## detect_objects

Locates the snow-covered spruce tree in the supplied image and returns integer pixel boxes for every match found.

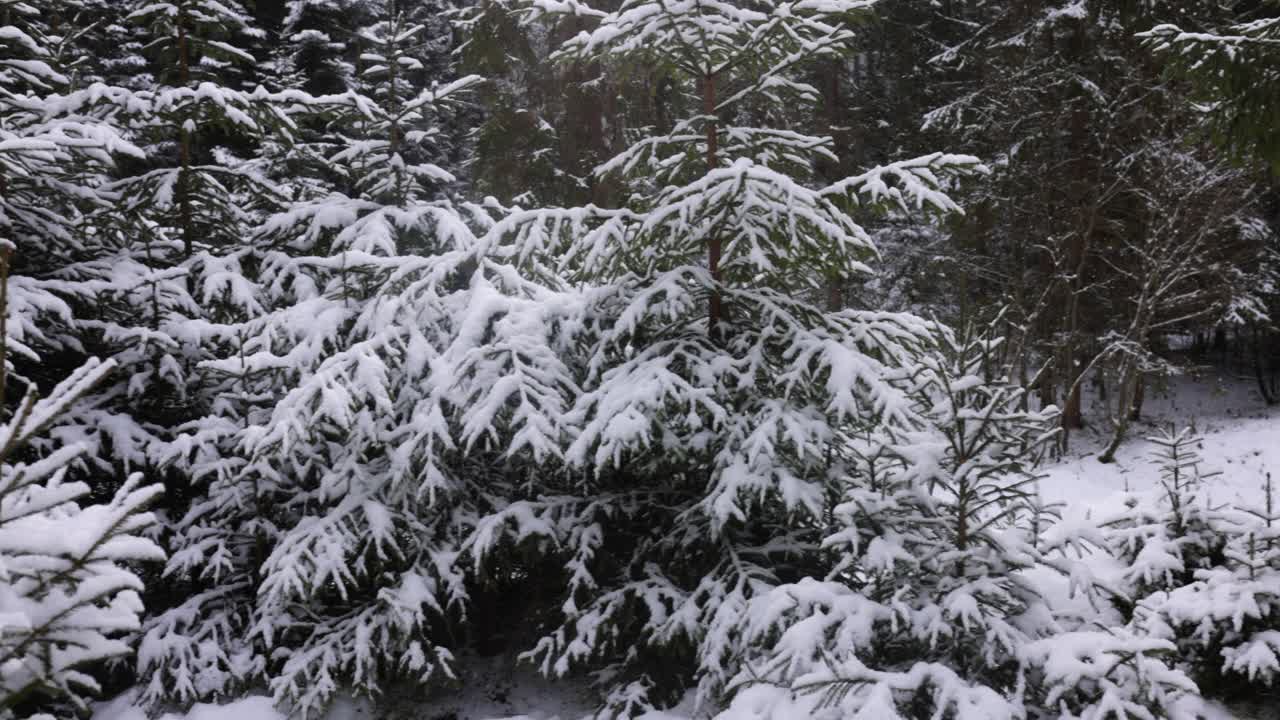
[708,331,1199,719]
[137,9,490,713]
[1130,464,1280,704]
[0,1,114,377]
[457,0,1112,715]
[1103,428,1229,610]
[103,0,355,710]
[0,0,173,481]
[0,249,164,719]
[277,0,365,95]
[119,0,302,266]
[38,0,308,500]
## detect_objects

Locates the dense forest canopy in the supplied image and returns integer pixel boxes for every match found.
[0,0,1278,718]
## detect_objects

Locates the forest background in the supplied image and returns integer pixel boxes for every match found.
[2,0,1279,718]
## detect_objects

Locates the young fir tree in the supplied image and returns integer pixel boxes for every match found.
[0,0,171,483]
[461,0,1117,715]
[711,332,1199,719]
[277,0,364,96]
[1103,428,1229,608]
[1132,464,1280,704]
[0,249,164,719]
[103,0,351,710]
[112,0,316,398]
[137,4,492,715]
[1097,428,1246,706]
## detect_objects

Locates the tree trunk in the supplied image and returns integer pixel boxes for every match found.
[1099,362,1135,464]
[1255,323,1277,405]
[1129,372,1146,420]
[1038,363,1055,409]
[1063,362,1084,428]
[178,1,194,262]
[0,246,10,415]
[703,72,722,339]
[819,59,842,312]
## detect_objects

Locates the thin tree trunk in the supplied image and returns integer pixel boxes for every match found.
[703,72,722,339]
[178,2,194,261]
[819,59,842,313]
[1038,362,1055,408]
[1099,360,1135,463]
[1129,372,1146,420]
[1255,323,1277,405]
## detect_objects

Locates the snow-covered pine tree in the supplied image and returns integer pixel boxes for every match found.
[0,0,170,481]
[119,0,299,267]
[24,0,312,503]
[707,330,1054,718]
[99,0,354,709]
[0,248,164,719]
[137,5,495,714]
[277,0,363,95]
[463,0,1037,715]
[0,0,114,373]
[708,329,1199,719]
[1131,466,1280,704]
[1104,427,1229,608]
[1098,427,1250,705]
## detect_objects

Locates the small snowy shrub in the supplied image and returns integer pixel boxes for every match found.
[1134,468,1280,701]
[1103,427,1229,610]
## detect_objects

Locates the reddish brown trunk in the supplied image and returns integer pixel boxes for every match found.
[179,129,193,260]
[178,3,194,260]
[177,4,190,86]
[1064,377,1083,428]
[704,73,722,338]
[820,60,843,311]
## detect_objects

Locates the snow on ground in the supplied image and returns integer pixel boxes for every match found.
[96,693,285,720]
[1038,369,1277,512]
[98,656,598,720]
[96,369,1277,720]
[1032,369,1278,720]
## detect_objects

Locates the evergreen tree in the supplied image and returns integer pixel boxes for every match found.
[473,0,1004,714]
[1103,427,1228,606]
[1131,451,1280,703]
[1143,2,1280,167]
[0,0,167,483]
[711,332,1199,718]
[0,249,163,719]
[138,5,489,713]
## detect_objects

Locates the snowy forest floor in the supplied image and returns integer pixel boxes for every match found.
[96,365,1279,720]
